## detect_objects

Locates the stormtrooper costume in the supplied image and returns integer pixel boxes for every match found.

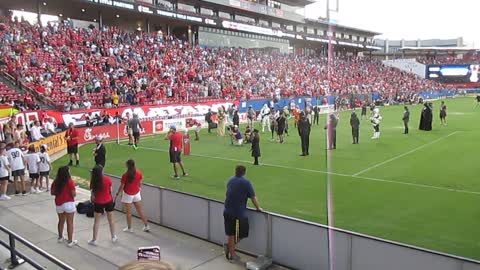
[370,108,382,139]
[260,104,271,133]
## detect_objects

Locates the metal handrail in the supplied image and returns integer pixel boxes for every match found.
[0,225,75,270]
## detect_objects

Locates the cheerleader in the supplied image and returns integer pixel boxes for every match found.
[370,108,382,139]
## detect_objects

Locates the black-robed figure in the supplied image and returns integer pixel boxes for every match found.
[419,103,433,131]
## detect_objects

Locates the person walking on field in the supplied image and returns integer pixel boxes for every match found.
[65,123,80,167]
[128,113,143,150]
[251,129,261,165]
[402,106,410,134]
[217,107,227,136]
[325,114,338,150]
[298,112,311,156]
[88,165,117,246]
[350,111,360,144]
[165,126,188,179]
[223,165,262,262]
[51,166,77,247]
[440,101,447,126]
[116,159,150,233]
[93,136,106,167]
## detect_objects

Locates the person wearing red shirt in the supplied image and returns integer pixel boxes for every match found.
[165,126,188,180]
[50,166,77,247]
[88,165,117,246]
[65,123,80,167]
[116,159,149,233]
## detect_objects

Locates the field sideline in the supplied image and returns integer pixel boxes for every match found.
[53,97,480,259]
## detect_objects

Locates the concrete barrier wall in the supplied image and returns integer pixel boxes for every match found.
[109,174,480,270]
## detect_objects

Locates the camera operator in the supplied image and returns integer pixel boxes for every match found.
[229,125,243,146]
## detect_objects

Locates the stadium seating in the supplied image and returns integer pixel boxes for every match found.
[0,17,451,111]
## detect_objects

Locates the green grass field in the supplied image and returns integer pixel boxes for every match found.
[53,97,480,259]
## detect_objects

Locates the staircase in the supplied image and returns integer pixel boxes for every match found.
[0,73,55,110]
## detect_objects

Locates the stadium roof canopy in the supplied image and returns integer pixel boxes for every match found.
[304,18,381,36]
[275,0,315,7]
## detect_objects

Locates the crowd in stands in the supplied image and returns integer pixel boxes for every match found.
[0,16,451,112]
[416,55,480,65]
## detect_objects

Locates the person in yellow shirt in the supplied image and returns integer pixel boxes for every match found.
[112,91,119,108]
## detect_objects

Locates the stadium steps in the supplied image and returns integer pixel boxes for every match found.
[0,190,290,270]
[0,75,54,110]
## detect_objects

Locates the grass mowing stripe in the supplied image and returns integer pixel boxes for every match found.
[352,131,460,176]
[121,143,480,196]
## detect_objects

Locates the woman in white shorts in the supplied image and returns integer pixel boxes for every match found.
[116,159,149,232]
[51,166,77,247]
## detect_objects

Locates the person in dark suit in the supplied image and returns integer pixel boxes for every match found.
[350,112,360,144]
[313,106,320,125]
[298,112,311,156]
[403,106,410,134]
[361,103,367,119]
[276,112,286,144]
[232,110,240,127]
[325,114,338,149]
[250,129,261,165]
[205,109,213,133]
[419,103,433,131]
[93,136,106,167]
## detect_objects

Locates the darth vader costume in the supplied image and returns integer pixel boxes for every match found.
[419,103,433,131]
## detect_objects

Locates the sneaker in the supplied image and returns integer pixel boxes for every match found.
[122,227,133,233]
[0,195,11,201]
[68,161,73,166]
[30,188,37,194]
[172,175,180,180]
[57,237,64,243]
[36,188,43,193]
[15,191,20,196]
[66,240,78,247]
[21,191,28,196]
[182,173,188,177]
[229,254,241,263]
[133,145,138,150]
[112,235,118,243]
[88,239,97,246]
[142,225,150,232]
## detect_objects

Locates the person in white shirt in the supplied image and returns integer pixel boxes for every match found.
[44,120,56,136]
[0,145,11,201]
[7,142,26,195]
[38,145,51,191]
[30,120,44,142]
[25,145,41,194]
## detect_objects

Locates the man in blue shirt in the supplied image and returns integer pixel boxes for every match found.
[223,165,262,262]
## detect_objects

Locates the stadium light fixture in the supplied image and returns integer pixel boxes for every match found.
[81,8,86,13]
[59,14,63,17]
[116,14,120,18]
[42,2,47,6]
[93,19,97,22]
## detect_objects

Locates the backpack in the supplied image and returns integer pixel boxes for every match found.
[76,200,94,218]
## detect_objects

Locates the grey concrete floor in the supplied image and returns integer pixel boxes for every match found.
[0,187,289,270]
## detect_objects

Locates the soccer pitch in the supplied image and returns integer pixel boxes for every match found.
[53,97,480,259]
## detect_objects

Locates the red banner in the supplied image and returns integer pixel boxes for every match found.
[75,121,154,144]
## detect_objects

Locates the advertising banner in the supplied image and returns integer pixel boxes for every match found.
[75,122,153,144]
[28,132,67,156]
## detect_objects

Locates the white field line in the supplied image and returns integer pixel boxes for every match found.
[352,131,460,177]
[118,141,480,196]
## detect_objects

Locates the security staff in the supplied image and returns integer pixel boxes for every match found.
[313,106,320,125]
[350,112,360,144]
[298,112,311,156]
[402,106,410,134]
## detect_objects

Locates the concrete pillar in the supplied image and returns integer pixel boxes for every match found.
[188,25,192,46]
[417,39,421,47]
[36,0,42,26]
[166,24,171,36]
[98,11,103,29]
[146,18,150,33]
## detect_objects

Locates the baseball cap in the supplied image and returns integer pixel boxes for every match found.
[169,125,176,130]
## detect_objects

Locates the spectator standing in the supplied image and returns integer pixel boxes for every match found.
[205,109,213,133]
[115,159,150,233]
[350,112,360,144]
[128,113,142,150]
[298,112,311,156]
[223,165,262,262]
[51,166,77,247]
[251,129,261,165]
[38,145,51,191]
[24,145,41,194]
[246,106,255,127]
[402,106,410,134]
[88,165,117,246]
[7,142,27,195]
[65,123,80,166]
[313,106,320,125]
[93,136,106,167]
[30,120,44,142]
[0,146,11,201]
[44,119,56,136]
[325,114,338,150]
[165,126,188,179]
[233,110,240,127]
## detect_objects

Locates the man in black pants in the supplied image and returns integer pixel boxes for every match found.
[350,112,360,144]
[313,106,320,125]
[402,106,410,134]
[93,136,106,167]
[298,112,311,156]
[205,109,213,133]
[325,113,338,149]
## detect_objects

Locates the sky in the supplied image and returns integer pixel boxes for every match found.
[303,0,480,48]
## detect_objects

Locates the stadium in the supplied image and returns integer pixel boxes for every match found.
[0,0,479,269]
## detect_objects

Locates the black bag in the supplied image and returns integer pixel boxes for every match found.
[76,200,94,217]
